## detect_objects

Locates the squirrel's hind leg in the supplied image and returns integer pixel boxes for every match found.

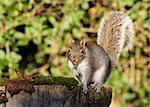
[92,64,109,93]
[91,82,102,92]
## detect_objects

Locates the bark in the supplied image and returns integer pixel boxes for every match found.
[0,76,112,107]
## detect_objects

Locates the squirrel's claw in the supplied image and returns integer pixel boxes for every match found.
[91,83,101,93]
[83,87,88,94]
[72,69,79,76]
[82,84,88,94]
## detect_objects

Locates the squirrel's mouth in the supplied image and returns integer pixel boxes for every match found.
[72,60,78,66]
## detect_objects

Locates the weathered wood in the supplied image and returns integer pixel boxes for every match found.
[0,76,112,107]
[0,85,112,107]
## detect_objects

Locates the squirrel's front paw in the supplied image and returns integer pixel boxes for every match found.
[82,85,88,94]
[77,73,82,81]
[72,69,79,76]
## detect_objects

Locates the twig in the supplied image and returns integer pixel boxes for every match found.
[29,63,50,75]
[82,28,97,33]
[31,1,44,16]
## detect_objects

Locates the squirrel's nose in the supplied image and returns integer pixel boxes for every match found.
[72,59,78,65]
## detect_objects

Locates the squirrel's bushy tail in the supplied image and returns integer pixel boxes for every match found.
[97,11,135,63]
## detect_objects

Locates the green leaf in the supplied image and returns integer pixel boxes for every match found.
[123,92,136,100]
[44,0,51,4]
[0,37,5,44]
[2,0,16,6]
[0,4,4,14]
[16,38,30,46]
[0,50,7,69]
[50,67,60,76]
[33,36,42,45]
[72,27,82,39]
[14,32,25,39]
[48,17,59,27]
[0,50,5,59]
[138,10,148,20]
[6,52,22,65]
[9,71,17,79]
[81,2,89,10]
[118,0,134,7]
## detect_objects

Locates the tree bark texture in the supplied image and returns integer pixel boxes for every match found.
[0,76,112,107]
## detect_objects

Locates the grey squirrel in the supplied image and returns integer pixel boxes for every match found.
[67,11,135,93]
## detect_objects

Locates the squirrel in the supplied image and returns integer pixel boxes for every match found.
[67,11,135,93]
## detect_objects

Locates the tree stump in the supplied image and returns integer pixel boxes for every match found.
[0,76,112,107]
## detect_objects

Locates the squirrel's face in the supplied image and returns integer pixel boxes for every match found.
[68,40,86,67]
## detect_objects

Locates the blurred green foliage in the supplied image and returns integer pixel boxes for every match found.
[0,0,149,107]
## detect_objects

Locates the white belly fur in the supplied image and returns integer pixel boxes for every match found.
[77,58,91,77]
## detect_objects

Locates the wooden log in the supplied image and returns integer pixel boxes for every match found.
[0,76,112,107]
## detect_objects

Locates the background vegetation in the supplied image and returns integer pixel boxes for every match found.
[0,0,149,107]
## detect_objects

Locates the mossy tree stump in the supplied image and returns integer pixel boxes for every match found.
[0,76,112,107]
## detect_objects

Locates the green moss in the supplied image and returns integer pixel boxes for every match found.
[33,76,54,85]
[0,75,78,87]
[33,75,78,87]
[53,77,78,87]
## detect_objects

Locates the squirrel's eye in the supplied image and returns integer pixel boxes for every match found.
[80,49,83,54]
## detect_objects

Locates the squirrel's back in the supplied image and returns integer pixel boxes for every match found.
[97,11,135,64]
[86,41,110,71]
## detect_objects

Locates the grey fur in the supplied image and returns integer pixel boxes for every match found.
[67,11,134,93]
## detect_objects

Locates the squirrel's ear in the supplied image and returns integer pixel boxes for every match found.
[80,40,87,47]
[80,40,85,46]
